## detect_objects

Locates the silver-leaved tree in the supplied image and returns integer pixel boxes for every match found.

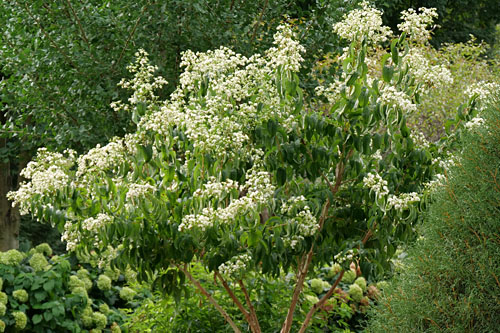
[8,3,477,332]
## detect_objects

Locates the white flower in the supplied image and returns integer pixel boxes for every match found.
[403,49,453,94]
[126,183,156,201]
[410,131,430,148]
[377,86,417,113]
[464,116,485,130]
[465,81,500,110]
[363,172,389,197]
[387,192,420,211]
[218,254,251,278]
[333,1,392,45]
[398,7,438,44]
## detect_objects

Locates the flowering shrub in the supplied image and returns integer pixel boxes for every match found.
[8,2,479,332]
[0,245,148,332]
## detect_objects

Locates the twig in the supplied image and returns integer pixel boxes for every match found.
[112,1,150,72]
[251,0,269,42]
[238,280,261,333]
[179,265,241,333]
[214,272,255,331]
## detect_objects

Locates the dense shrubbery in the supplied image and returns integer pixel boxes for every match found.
[4,1,499,332]
[366,100,500,332]
[0,244,149,332]
[127,262,385,332]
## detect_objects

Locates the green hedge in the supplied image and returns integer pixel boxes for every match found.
[366,101,500,332]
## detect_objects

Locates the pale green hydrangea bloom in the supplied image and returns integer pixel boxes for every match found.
[0,302,6,316]
[0,277,3,290]
[13,311,27,330]
[29,253,49,271]
[81,306,94,327]
[0,292,7,305]
[0,249,26,266]
[68,275,86,291]
[348,283,363,302]
[0,319,5,333]
[97,275,112,291]
[72,286,88,300]
[12,289,28,303]
[35,243,53,256]
[119,287,136,301]
[98,303,110,315]
[354,277,367,292]
[93,312,107,329]
[341,270,357,284]
[111,322,122,333]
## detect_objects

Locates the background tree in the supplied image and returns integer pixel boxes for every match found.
[373,0,500,46]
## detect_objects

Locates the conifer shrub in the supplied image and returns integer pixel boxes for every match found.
[366,100,500,332]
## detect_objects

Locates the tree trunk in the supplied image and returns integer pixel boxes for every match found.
[0,140,20,251]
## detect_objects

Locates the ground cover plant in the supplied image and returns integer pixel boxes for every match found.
[0,244,149,332]
[365,98,500,332]
[6,2,485,332]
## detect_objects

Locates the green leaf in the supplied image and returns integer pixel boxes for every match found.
[43,279,55,292]
[33,314,43,324]
[391,39,399,65]
[382,65,394,83]
[137,144,153,163]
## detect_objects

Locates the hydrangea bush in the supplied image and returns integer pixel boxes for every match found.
[8,2,478,332]
[0,244,148,332]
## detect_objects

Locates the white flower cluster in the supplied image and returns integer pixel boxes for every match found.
[126,183,156,201]
[7,148,76,214]
[315,78,344,105]
[140,27,301,159]
[218,254,251,278]
[363,172,389,197]
[267,24,306,72]
[333,1,392,45]
[81,213,113,232]
[76,138,128,181]
[179,165,275,231]
[398,7,438,44]
[465,81,500,109]
[281,195,307,215]
[281,196,318,249]
[432,154,456,171]
[193,177,239,199]
[377,86,417,113]
[387,192,420,211]
[294,207,318,237]
[464,116,485,130]
[410,131,430,148]
[403,49,453,94]
[424,173,446,191]
[116,49,168,108]
[334,249,358,265]
[61,221,80,252]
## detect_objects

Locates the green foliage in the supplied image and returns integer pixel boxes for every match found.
[373,0,500,46]
[8,3,481,332]
[0,246,149,332]
[406,37,500,140]
[366,100,500,332]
